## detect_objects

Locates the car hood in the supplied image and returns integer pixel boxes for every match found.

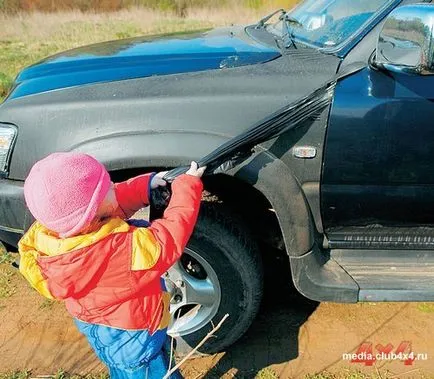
[2,44,343,180]
[8,27,280,100]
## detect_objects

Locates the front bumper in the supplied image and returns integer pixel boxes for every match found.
[0,179,28,247]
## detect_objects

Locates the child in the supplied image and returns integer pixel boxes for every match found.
[18,152,205,379]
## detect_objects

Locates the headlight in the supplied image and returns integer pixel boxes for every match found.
[0,123,17,178]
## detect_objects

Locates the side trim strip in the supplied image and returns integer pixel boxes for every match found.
[0,225,24,234]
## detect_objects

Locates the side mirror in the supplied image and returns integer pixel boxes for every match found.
[374,4,434,75]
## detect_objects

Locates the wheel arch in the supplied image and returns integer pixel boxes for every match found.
[105,145,316,259]
[228,149,316,257]
[68,131,230,174]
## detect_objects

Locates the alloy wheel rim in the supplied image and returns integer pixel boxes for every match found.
[165,247,222,337]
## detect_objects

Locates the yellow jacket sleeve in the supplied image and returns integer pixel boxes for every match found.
[131,227,161,271]
[18,233,55,299]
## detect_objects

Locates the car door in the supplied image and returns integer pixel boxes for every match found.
[321,64,434,248]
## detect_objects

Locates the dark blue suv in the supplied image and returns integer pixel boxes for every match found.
[1,0,433,355]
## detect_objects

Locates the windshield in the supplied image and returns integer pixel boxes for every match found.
[268,0,395,49]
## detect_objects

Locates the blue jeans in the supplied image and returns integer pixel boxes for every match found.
[74,319,182,379]
[108,345,182,379]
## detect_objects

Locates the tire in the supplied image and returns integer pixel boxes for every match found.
[166,202,263,355]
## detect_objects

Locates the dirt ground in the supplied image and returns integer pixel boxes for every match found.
[1,258,434,379]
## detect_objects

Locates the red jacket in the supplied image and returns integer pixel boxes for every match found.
[19,174,203,333]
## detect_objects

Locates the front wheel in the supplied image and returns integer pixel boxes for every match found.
[165,203,263,355]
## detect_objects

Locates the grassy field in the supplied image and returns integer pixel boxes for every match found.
[4,4,434,379]
[0,0,292,13]
[0,1,298,101]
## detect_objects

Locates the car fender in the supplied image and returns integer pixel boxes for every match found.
[69,131,230,172]
[230,149,315,257]
[72,133,315,257]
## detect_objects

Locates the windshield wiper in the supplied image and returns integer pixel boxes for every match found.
[255,8,286,29]
[280,13,304,49]
[255,9,303,50]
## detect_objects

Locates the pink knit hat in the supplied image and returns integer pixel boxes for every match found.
[24,152,111,238]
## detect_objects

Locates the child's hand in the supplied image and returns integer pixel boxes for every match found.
[186,161,206,178]
[151,171,168,189]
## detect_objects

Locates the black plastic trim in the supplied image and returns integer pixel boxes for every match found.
[290,246,359,303]
[0,228,22,247]
[327,226,434,250]
[0,179,26,238]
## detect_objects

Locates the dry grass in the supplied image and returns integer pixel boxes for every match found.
[0,243,15,264]
[256,368,279,379]
[0,245,17,299]
[0,0,293,13]
[305,371,434,379]
[2,369,432,379]
[0,371,31,379]
[417,302,434,313]
[0,267,16,298]
[0,2,299,100]
[0,370,108,379]
[0,2,299,42]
